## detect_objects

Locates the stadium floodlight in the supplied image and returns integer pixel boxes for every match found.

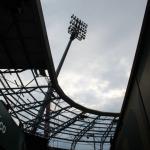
[56,14,88,76]
[68,14,88,41]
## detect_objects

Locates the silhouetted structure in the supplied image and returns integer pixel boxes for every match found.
[0,0,150,150]
[111,1,150,150]
[0,0,119,150]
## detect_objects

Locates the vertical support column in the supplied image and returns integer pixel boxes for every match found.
[44,102,50,137]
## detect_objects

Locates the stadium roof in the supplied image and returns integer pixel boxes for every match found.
[0,0,52,69]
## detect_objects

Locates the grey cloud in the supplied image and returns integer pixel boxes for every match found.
[41,0,147,112]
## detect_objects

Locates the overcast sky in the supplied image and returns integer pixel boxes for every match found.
[41,0,147,113]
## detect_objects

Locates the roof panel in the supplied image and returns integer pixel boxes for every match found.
[0,0,51,69]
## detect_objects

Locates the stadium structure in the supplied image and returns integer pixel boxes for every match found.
[0,0,150,150]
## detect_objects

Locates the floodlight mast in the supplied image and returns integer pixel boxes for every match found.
[56,14,88,76]
[31,15,88,136]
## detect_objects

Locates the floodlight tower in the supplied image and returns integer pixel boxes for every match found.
[44,15,88,137]
[56,14,88,76]
[31,15,88,137]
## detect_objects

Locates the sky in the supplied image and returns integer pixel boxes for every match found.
[41,0,147,113]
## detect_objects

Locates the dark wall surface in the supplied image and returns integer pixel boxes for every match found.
[0,101,25,150]
[25,133,48,150]
[111,1,150,150]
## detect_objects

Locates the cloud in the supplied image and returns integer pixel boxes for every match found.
[41,0,147,113]
[58,71,125,112]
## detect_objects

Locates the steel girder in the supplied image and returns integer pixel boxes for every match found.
[71,115,99,150]
[0,68,119,150]
[50,112,85,138]
[0,70,119,149]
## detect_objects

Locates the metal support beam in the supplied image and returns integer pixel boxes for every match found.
[56,37,73,76]
[50,112,85,138]
[71,115,99,150]
[100,118,117,150]
[44,101,50,137]
[44,106,70,137]
[50,106,70,119]
[31,86,53,133]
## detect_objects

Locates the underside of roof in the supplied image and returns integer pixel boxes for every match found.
[0,0,119,150]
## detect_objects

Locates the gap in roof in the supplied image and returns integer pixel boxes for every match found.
[41,0,147,112]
